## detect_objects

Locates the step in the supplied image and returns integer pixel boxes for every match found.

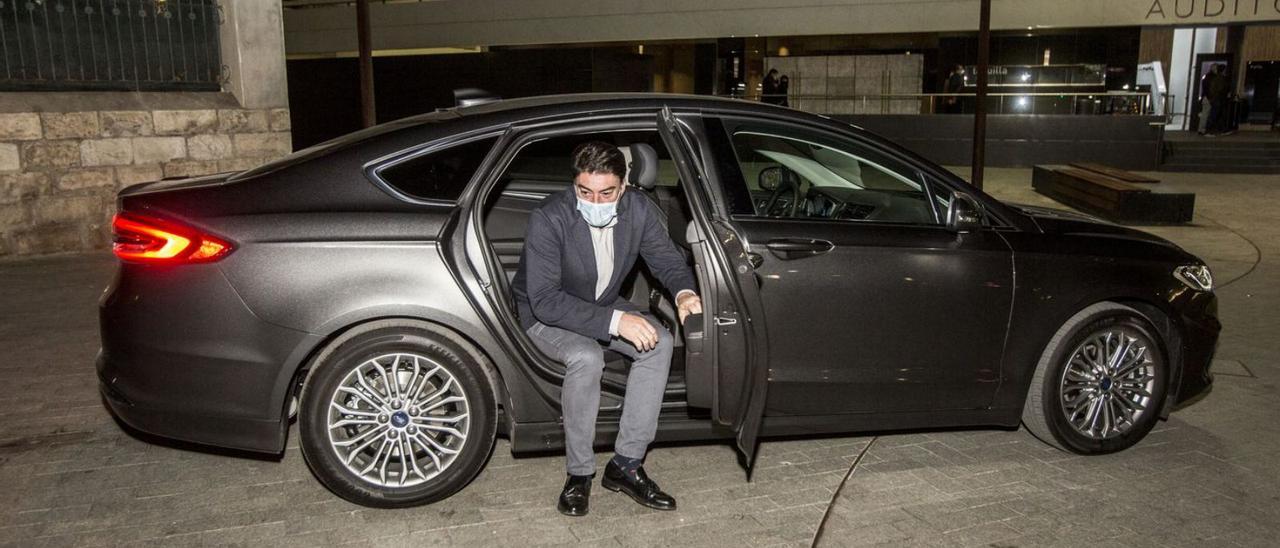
[1158,163,1280,174]
[1165,155,1280,165]
[1166,142,1280,152]
[1167,148,1280,155]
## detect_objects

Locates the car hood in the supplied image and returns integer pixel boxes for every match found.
[1008,202,1187,251]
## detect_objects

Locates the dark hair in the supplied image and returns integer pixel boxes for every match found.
[571,141,626,181]
[767,68,779,76]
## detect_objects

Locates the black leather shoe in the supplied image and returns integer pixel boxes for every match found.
[601,461,676,511]
[557,474,592,516]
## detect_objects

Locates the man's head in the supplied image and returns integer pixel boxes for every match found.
[571,141,627,204]
[1214,64,1226,74]
[954,64,965,75]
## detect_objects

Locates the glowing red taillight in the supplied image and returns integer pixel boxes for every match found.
[111,213,233,264]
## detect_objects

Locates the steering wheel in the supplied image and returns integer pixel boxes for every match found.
[762,169,802,217]
[812,187,888,220]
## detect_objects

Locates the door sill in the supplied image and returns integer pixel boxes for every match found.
[509,414,726,454]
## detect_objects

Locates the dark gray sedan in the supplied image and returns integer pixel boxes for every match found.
[98,93,1219,507]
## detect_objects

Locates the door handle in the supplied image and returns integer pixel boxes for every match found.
[765,238,834,260]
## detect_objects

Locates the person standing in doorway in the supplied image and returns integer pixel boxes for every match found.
[778,74,791,107]
[1205,64,1231,136]
[1197,66,1214,135]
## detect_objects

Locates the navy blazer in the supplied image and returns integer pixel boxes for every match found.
[512,188,697,341]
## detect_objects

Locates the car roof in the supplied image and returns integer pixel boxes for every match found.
[451,92,791,118]
[372,92,810,135]
[232,93,822,182]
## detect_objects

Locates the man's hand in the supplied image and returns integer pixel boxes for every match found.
[676,292,703,324]
[617,312,660,352]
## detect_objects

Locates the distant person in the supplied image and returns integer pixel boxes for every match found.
[777,74,790,107]
[1198,67,1217,135]
[1205,64,1231,136]
[942,64,966,114]
[762,69,782,105]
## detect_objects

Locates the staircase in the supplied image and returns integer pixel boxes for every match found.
[1161,138,1280,174]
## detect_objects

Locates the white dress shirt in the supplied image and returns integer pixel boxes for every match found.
[588,216,694,337]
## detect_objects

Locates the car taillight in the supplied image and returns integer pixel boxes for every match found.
[111,212,233,264]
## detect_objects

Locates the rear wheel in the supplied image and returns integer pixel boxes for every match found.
[299,322,496,507]
[1022,303,1167,454]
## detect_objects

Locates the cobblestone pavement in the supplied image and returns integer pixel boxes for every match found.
[1,170,1276,547]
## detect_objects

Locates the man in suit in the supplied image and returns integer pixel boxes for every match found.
[512,141,702,516]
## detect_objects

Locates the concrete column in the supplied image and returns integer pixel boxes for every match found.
[219,0,290,109]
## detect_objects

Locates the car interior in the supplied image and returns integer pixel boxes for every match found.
[730,130,943,224]
[480,131,698,398]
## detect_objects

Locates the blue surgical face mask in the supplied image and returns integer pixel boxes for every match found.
[576,195,619,227]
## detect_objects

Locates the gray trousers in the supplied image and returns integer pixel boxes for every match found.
[527,316,674,476]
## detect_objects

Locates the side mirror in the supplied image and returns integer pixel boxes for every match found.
[758,166,782,191]
[947,192,984,233]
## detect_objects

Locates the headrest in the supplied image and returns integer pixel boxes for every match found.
[627,143,659,190]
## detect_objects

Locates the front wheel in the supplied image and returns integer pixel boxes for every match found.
[298,322,497,508]
[1023,303,1167,454]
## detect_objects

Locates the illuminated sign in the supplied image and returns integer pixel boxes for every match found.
[1145,0,1280,20]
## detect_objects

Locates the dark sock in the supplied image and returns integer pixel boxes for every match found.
[611,454,642,476]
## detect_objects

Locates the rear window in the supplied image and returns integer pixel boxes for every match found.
[376,136,498,202]
[231,112,451,183]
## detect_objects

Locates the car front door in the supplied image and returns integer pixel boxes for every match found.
[657,108,770,469]
[703,116,1014,416]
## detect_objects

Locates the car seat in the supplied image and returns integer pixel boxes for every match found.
[626,143,692,254]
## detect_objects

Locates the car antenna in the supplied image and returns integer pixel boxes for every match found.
[454,88,501,108]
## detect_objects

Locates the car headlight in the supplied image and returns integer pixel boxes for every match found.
[1174,265,1214,292]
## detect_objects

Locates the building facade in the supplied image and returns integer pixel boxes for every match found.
[282,0,1280,149]
[0,0,292,258]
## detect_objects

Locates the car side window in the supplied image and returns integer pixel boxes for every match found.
[725,128,938,225]
[375,136,498,202]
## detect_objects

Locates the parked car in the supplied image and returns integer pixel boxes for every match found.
[98,93,1219,508]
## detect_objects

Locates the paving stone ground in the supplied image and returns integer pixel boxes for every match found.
[1,169,1276,547]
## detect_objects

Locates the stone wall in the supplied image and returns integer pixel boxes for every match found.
[0,92,292,258]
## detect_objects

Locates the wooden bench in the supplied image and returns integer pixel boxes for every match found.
[1032,165,1194,224]
[1067,162,1160,184]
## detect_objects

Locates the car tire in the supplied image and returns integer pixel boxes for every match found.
[1022,302,1167,455]
[298,321,497,508]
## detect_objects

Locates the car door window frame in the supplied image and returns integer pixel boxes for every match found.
[713,116,950,228]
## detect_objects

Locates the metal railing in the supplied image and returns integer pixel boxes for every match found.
[0,0,222,92]
[727,92,1160,116]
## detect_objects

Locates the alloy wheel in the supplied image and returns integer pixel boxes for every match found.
[326,353,471,488]
[1058,328,1157,440]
